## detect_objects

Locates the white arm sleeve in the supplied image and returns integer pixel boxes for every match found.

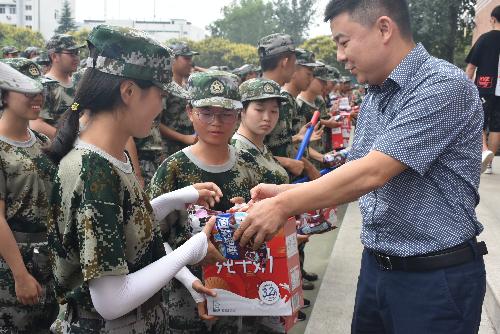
[164,242,205,303]
[150,186,199,222]
[89,232,207,321]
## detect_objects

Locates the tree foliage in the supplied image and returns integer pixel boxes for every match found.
[300,35,347,74]
[55,0,77,34]
[68,28,91,59]
[208,0,317,45]
[408,0,475,66]
[0,23,45,50]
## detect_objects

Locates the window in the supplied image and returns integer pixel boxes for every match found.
[26,5,32,10]
[0,6,5,14]
[25,15,32,21]
[26,25,32,29]
[9,6,15,14]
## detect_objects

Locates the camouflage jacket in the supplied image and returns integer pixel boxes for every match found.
[134,116,165,157]
[47,140,165,312]
[40,77,77,126]
[264,90,296,158]
[160,82,193,156]
[146,145,259,249]
[0,129,56,233]
[231,133,289,185]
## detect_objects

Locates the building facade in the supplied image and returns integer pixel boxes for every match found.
[472,0,498,43]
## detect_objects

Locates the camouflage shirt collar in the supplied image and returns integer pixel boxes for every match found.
[75,138,133,174]
[181,145,236,173]
[0,129,36,148]
[232,132,268,155]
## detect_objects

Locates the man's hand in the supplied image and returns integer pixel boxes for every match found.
[14,271,42,305]
[233,197,288,249]
[193,182,223,207]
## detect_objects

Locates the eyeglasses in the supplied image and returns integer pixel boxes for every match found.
[23,92,42,99]
[194,109,239,124]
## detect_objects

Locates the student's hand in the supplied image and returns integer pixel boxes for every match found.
[183,134,198,145]
[198,217,226,266]
[193,182,223,207]
[310,123,324,142]
[14,271,42,305]
[197,301,218,321]
[285,159,305,176]
[192,279,218,320]
[302,158,321,180]
[297,234,310,245]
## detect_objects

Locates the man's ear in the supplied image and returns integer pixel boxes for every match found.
[376,16,395,44]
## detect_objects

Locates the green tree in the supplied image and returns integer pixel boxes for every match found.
[0,23,45,50]
[208,0,277,45]
[167,37,258,69]
[300,35,347,75]
[68,28,91,58]
[55,0,76,34]
[408,0,475,65]
[273,0,317,44]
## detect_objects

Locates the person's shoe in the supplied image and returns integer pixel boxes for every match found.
[303,272,319,282]
[482,150,494,174]
[302,298,311,309]
[485,162,493,174]
[298,310,307,321]
[302,280,315,290]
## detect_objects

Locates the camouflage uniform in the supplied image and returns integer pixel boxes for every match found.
[134,116,166,186]
[161,83,192,157]
[1,46,19,58]
[147,71,258,334]
[40,34,85,126]
[46,25,177,334]
[0,129,59,333]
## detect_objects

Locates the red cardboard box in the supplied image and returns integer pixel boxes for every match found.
[203,218,303,332]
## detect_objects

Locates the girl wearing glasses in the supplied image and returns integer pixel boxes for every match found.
[44,26,223,333]
[0,60,59,332]
[147,71,260,333]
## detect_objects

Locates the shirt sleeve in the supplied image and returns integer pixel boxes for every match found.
[373,77,481,176]
[76,164,129,281]
[0,160,6,202]
[465,37,483,66]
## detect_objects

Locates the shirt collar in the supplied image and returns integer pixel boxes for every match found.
[368,43,430,93]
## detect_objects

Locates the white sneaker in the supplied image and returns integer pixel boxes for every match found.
[485,162,493,174]
[481,150,494,174]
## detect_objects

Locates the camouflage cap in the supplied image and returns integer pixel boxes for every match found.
[295,49,323,68]
[0,58,56,85]
[232,64,258,78]
[239,78,286,103]
[33,51,50,66]
[86,25,177,93]
[257,33,295,59]
[46,34,85,52]
[313,66,330,82]
[24,46,40,55]
[325,65,341,81]
[340,75,352,83]
[169,43,199,56]
[0,61,43,94]
[187,70,242,109]
[2,46,19,55]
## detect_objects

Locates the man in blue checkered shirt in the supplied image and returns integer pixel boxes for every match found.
[234,0,487,333]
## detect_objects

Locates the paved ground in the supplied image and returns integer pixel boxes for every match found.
[290,158,500,334]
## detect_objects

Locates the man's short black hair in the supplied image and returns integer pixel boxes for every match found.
[324,0,412,39]
[492,5,500,22]
[260,51,294,73]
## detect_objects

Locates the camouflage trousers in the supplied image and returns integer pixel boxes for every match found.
[51,303,167,334]
[0,242,59,334]
[165,277,281,334]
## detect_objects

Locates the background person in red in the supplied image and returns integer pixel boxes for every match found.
[466,5,500,174]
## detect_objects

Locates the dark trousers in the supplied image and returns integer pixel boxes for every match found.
[351,248,486,334]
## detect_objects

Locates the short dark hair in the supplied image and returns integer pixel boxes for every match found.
[324,0,412,39]
[492,5,500,22]
[260,51,294,72]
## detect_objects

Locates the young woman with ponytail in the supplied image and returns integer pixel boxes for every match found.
[45,25,224,333]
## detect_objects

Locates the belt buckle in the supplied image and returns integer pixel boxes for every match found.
[375,253,393,270]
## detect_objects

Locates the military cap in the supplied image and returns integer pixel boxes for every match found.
[340,76,352,83]
[24,46,40,56]
[2,46,19,55]
[0,61,43,94]
[0,58,56,85]
[258,33,295,59]
[85,25,179,94]
[33,51,50,66]
[325,65,341,81]
[295,49,323,67]
[239,78,286,103]
[169,43,199,56]
[187,70,242,109]
[313,66,330,82]
[233,64,258,77]
[46,34,85,52]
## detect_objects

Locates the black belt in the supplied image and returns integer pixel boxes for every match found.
[13,231,47,244]
[369,238,488,272]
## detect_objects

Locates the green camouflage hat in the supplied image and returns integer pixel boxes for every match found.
[258,33,295,59]
[325,65,341,81]
[33,51,50,66]
[295,49,322,68]
[0,58,56,85]
[313,66,330,82]
[2,46,19,55]
[239,78,286,103]
[169,43,199,56]
[46,34,85,52]
[233,64,258,78]
[0,62,43,95]
[340,75,352,83]
[187,70,242,109]
[86,25,178,93]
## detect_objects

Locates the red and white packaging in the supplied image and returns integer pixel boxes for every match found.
[203,218,303,332]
